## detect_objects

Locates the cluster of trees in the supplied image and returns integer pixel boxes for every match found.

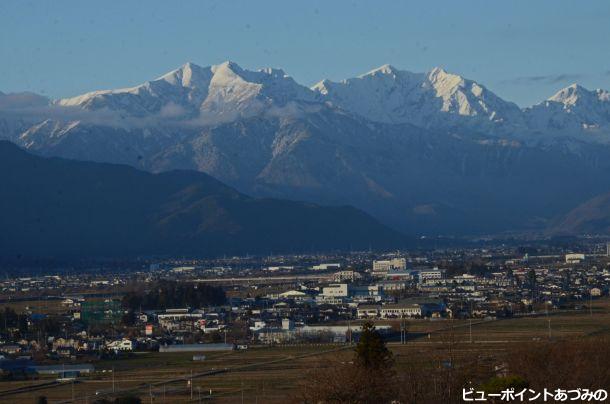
[0,307,28,333]
[121,280,226,311]
[0,307,67,339]
[443,260,491,278]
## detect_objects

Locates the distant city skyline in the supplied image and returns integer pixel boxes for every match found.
[1,0,609,106]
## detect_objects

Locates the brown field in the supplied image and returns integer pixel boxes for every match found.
[0,299,66,316]
[1,297,610,403]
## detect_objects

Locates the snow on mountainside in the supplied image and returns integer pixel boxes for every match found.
[525,84,610,138]
[4,61,610,237]
[57,61,317,121]
[13,61,610,142]
[312,64,526,135]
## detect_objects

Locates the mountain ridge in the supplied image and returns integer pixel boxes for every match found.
[3,61,610,236]
[5,60,610,140]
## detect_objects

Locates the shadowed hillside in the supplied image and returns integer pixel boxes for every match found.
[0,141,409,259]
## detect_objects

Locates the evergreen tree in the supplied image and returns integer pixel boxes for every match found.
[527,269,537,299]
[354,321,393,369]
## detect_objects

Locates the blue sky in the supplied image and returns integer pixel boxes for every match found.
[1,0,609,106]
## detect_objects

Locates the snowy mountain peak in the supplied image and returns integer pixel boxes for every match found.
[312,64,523,130]
[428,66,448,76]
[55,61,316,122]
[548,83,590,104]
[427,67,464,88]
[158,61,213,89]
[363,64,399,77]
[25,60,610,141]
[211,60,244,75]
[547,83,610,107]
[525,83,610,135]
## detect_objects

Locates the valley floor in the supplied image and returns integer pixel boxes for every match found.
[2,298,610,403]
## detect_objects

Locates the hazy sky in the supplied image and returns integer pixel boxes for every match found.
[1,0,609,106]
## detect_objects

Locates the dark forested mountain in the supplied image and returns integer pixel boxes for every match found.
[0,141,407,259]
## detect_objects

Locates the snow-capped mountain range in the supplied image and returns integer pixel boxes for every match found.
[3,61,610,236]
[5,60,608,139]
[56,61,317,121]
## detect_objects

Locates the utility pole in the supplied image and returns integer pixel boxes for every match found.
[400,318,403,344]
[469,300,473,344]
[547,318,552,340]
[112,366,115,393]
[190,369,193,400]
[347,319,352,344]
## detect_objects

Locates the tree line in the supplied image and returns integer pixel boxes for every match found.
[121,280,226,311]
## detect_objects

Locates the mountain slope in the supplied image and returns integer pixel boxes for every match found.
[18,107,610,235]
[0,141,408,258]
[549,191,610,235]
[5,61,610,236]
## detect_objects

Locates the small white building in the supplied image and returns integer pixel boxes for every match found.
[418,268,445,281]
[565,253,585,264]
[332,270,362,282]
[379,303,422,318]
[357,305,380,318]
[322,283,349,298]
[278,290,310,301]
[107,339,133,351]
[373,258,406,275]
[312,263,341,271]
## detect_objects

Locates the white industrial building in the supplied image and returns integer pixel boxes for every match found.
[312,263,341,271]
[321,283,350,298]
[417,268,445,281]
[106,338,134,351]
[565,253,585,264]
[373,258,407,275]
